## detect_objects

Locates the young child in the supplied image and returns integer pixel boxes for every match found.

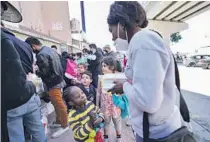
[64,86,104,142]
[77,63,88,81]
[78,63,88,74]
[97,57,122,142]
[77,71,97,105]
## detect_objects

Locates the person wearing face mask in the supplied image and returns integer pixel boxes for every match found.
[87,44,103,88]
[75,52,87,65]
[107,2,196,142]
[103,44,116,58]
[1,2,46,142]
[25,36,70,138]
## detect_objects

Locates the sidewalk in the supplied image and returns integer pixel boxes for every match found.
[47,112,135,142]
[182,90,210,142]
[46,89,210,142]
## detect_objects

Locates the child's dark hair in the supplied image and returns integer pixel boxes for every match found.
[76,52,82,58]
[102,57,122,73]
[81,71,93,79]
[63,86,75,102]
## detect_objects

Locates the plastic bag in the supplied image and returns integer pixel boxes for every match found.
[41,115,48,136]
[95,130,103,142]
[65,59,78,79]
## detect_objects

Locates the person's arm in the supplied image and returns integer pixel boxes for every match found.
[95,105,104,120]
[96,76,102,107]
[95,51,103,65]
[36,54,50,77]
[123,48,169,113]
[1,36,36,110]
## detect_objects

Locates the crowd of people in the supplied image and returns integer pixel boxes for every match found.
[2,1,197,142]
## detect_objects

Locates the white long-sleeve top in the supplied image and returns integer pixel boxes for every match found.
[123,29,183,139]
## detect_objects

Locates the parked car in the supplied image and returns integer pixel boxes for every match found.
[199,57,210,69]
[183,54,210,67]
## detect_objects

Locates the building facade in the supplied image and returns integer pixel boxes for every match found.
[4,1,72,54]
[70,18,89,53]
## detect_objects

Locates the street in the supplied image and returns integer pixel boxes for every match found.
[178,65,210,97]
[48,65,210,142]
[178,65,210,142]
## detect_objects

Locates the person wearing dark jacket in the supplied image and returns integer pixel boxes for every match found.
[1,28,34,73]
[61,51,76,88]
[1,2,45,142]
[103,45,116,58]
[25,37,69,138]
[87,44,103,88]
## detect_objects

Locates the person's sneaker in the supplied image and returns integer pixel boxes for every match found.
[51,127,69,138]
[104,135,109,142]
[116,135,122,142]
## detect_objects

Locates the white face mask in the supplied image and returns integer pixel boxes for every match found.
[91,49,96,54]
[114,23,129,51]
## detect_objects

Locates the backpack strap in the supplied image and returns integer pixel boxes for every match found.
[143,112,149,142]
[173,56,190,123]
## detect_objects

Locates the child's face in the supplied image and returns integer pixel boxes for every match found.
[78,65,86,74]
[102,62,113,74]
[68,87,87,106]
[81,74,92,87]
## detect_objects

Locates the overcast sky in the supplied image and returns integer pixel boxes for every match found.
[68,1,210,53]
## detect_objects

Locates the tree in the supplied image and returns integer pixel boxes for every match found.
[170,32,182,43]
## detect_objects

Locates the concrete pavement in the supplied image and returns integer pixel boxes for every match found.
[182,90,210,142]
[47,90,210,142]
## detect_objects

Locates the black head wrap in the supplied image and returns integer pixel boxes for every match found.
[107,1,148,29]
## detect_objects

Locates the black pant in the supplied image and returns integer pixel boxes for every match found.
[1,108,9,142]
[91,71,99,88]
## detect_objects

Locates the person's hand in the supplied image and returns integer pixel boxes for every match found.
[108,82,124,95]
[71,79,81,85]
[27,73,38,86]
[88,111,97,125]
[113,79,126,85]
[94,117,103,127]
[27,73,36,81]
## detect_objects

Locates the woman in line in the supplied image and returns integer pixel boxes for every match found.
[107,1,195,142]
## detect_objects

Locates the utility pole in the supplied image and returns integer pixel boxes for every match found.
[80,1,86,33]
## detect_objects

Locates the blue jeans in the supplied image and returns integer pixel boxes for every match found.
[136,133,143,142]
[7,95,46,142]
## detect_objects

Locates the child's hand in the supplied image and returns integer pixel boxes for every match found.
[108,83,124,95]
[88,111,97,125]
[71,79,80,85]
[94,117,103,127]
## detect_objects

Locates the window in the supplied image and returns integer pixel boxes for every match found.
[203,55,210,59]
[194,56,202,59]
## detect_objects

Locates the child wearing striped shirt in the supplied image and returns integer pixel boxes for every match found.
[64,86,104,142]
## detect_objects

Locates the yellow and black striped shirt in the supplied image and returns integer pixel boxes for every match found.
[68,101,104,142]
